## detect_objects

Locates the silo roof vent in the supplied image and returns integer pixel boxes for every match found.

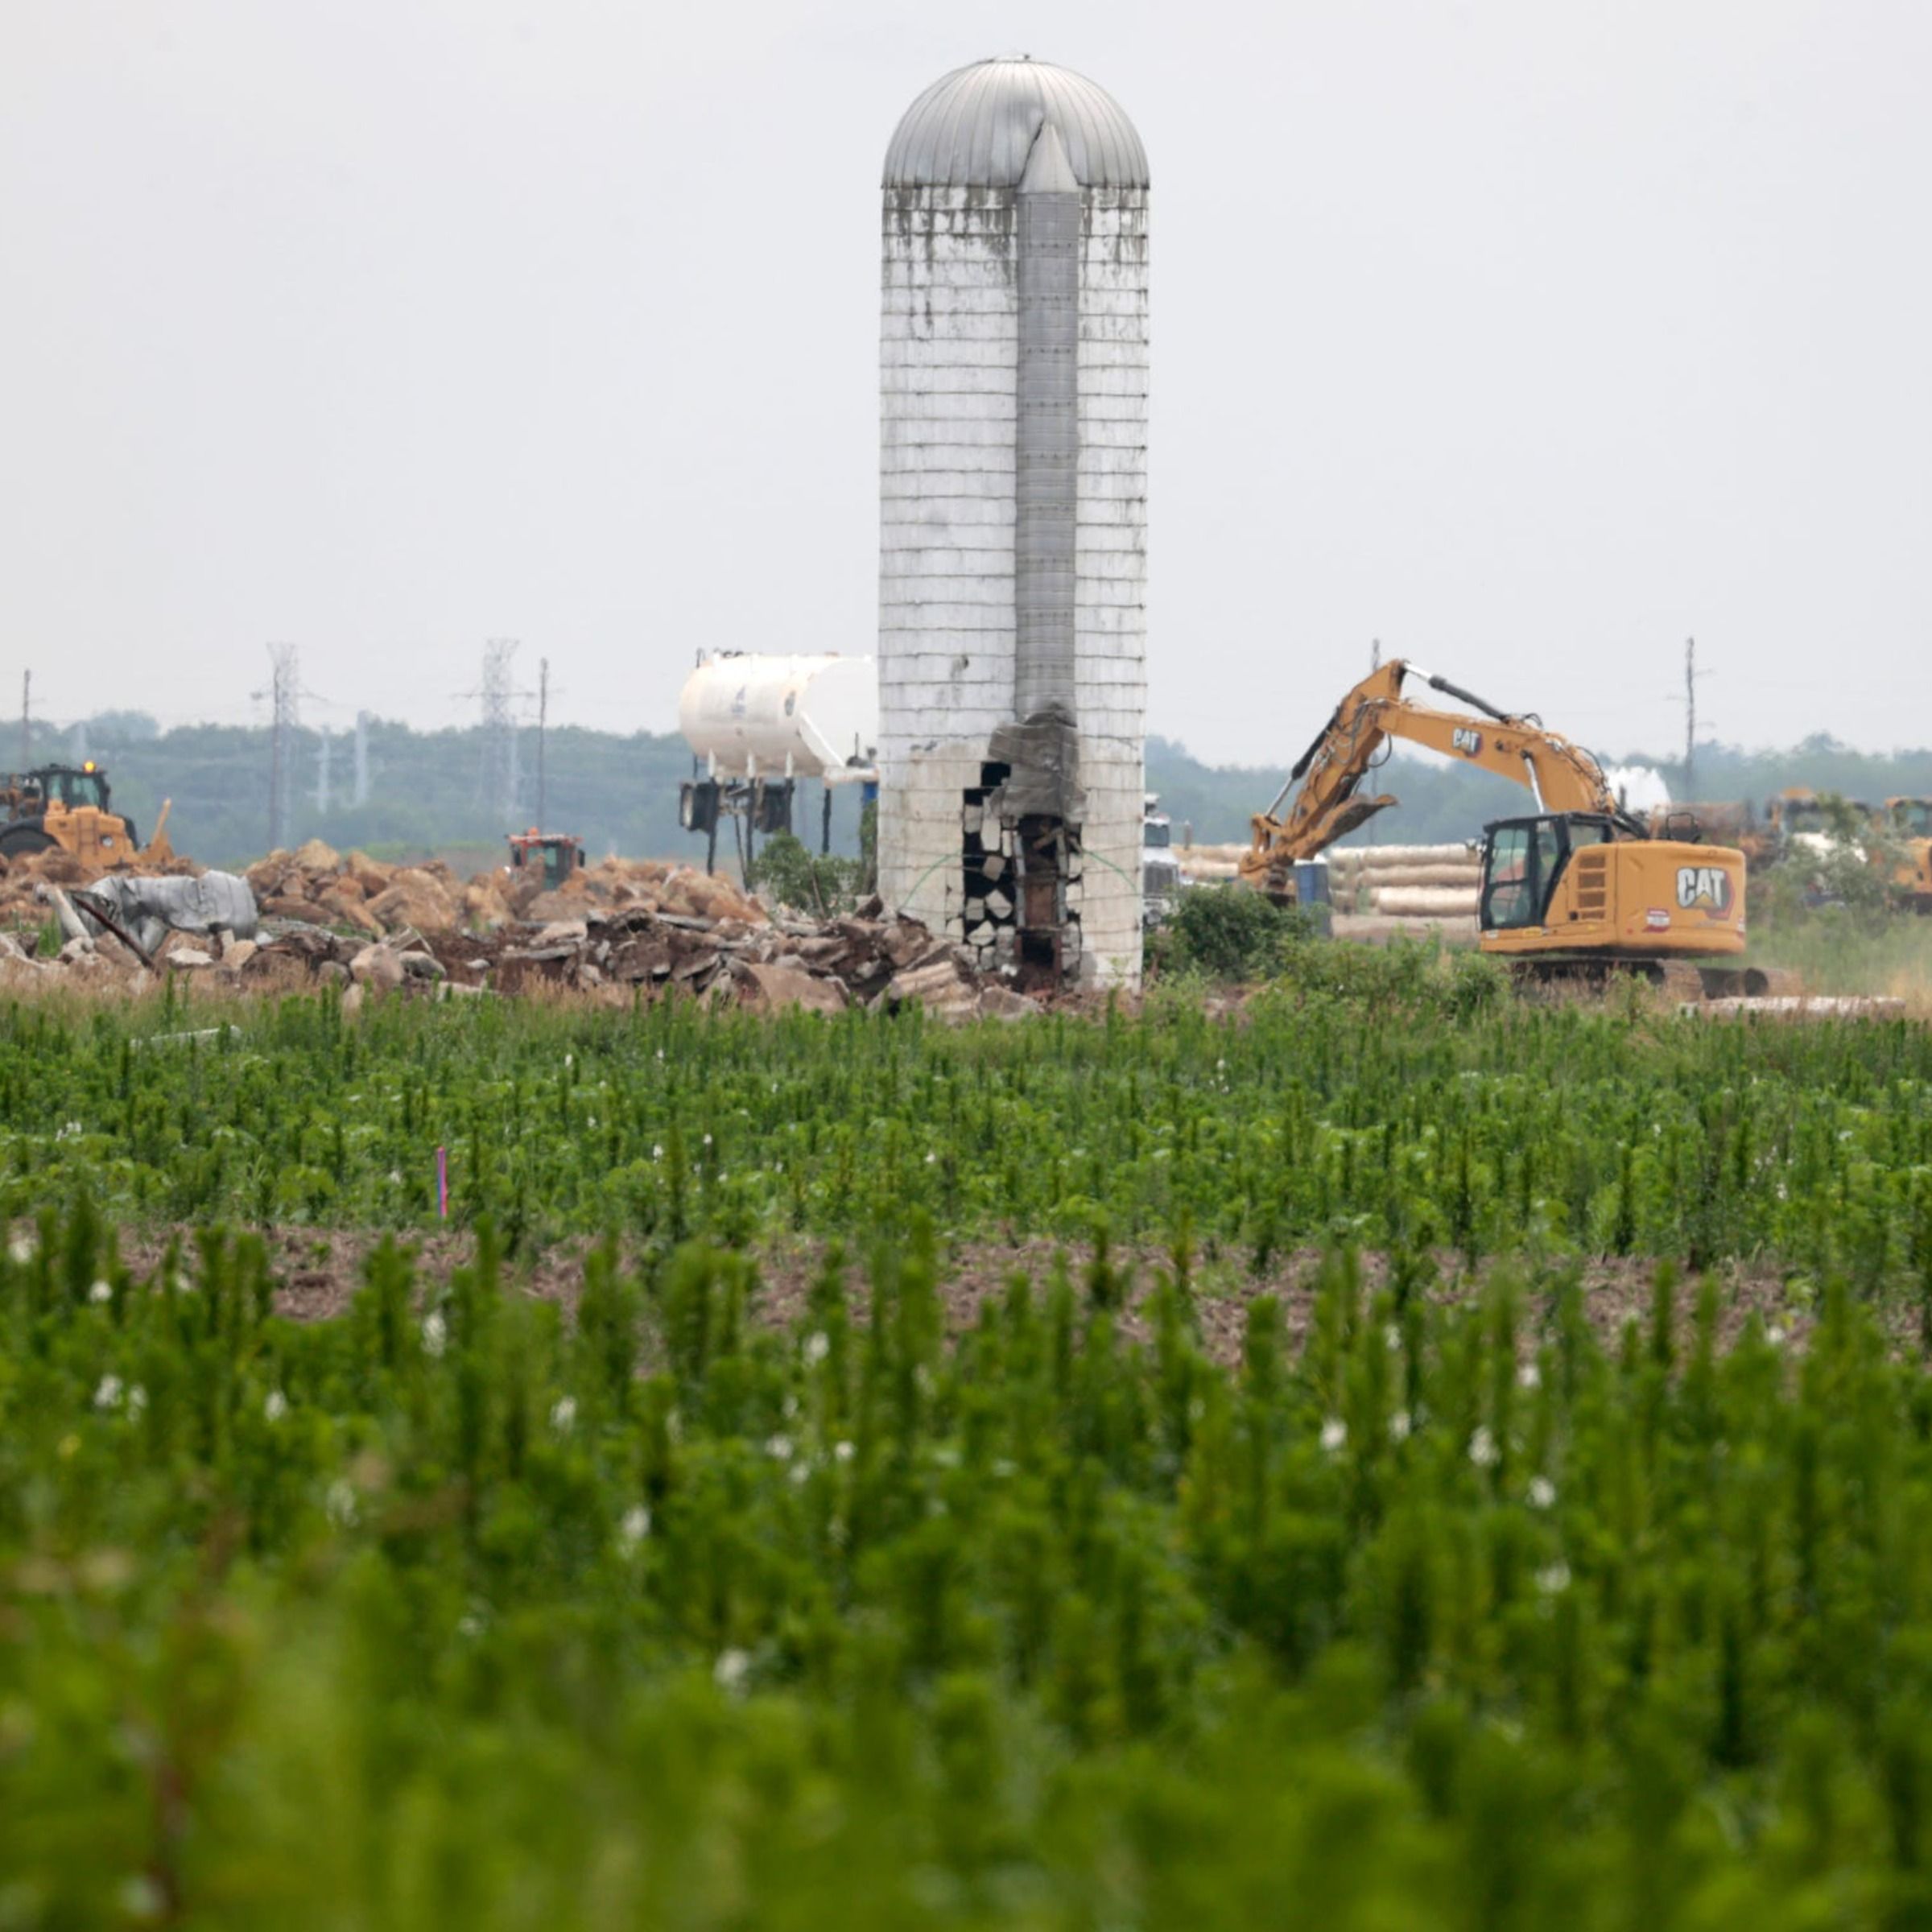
[883,56,1149,190]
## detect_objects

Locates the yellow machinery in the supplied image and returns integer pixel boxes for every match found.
[1241,659,1765,992]
[0,762,173,875]
[1880,799,1932,911]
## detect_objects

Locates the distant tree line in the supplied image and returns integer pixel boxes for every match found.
[13,714,861,874]
[14,713,1929,872]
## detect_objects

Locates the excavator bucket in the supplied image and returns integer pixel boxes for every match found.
[1319,794,1399,848]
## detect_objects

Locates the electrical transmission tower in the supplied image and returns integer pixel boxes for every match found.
[262,644,301,850]
[469,640,523,824]
[353,712,372,806]
[19,670,29,771]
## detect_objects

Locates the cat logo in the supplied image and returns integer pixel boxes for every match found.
[1676,865,1731,911]
[1451,727,1483,756]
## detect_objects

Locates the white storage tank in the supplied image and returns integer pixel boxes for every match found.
[678,653,878,780]
[878,55,1150,989]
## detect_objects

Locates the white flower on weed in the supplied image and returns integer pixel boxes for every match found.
[1388,1410,1412,1444]
[803,1331,830,1365]
[88,1279,113,1305]
[56,1121,82,1141]
[1535,1561,1572,1595]
[833,1439,855,1464]
[325,1479,358,1528]
[789,1462,810,1486]
[9,1236,35,1264]
[126,1385,146,1420]
[1384,1323,1402,1352]
[655,1048,665,1061]
[421,1311,448,1358]
[925,1151,936,1165]
[1767,1324,1788,1348]
[1468,1425,1500,1469]
[458,1612,485,1639]
[564,1053,574,1069]
[550,1396,577,1435]
[587,1117,597,1129]
[1319,1417,1348,1455]
[388,1169,402,1184]
[1517,1364,1542,1390]
[764,1434,793,1462]
[713,1648,751,1694]
[652,1145,664,1161]
[263,1389,288,1423]
[702,1133,712,1148]
[618,1505,652,1548]
[1527,1476,1557,1509]
[93,1374,124,1411]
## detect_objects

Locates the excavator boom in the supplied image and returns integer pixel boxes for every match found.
[1242,660,1620,892]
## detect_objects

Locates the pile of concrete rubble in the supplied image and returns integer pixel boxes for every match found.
[256,897,1041,1020]
[241,839,766,935]
[0,872,1041,1022]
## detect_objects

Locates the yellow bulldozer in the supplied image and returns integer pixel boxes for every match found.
[0,762,174,876]
[1240,659,1772,995]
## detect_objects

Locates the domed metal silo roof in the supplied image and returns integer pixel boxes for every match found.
[883,56,1149,190]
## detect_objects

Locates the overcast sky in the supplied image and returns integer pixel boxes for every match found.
[3,0,1927,767]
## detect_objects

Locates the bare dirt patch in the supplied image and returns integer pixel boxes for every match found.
[80,1223,1836,1365]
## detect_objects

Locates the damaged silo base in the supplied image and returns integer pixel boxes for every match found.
[960,705,1088,988]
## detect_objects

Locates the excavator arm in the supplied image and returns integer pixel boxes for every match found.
[1240,660,1622,893]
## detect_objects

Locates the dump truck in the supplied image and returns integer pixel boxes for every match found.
[0,762,173,874]
[1241,659,1772,995]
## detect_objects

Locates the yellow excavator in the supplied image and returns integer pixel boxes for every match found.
[0,762,173,875]
[1241,659,1769,993]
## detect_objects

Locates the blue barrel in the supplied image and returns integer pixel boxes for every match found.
[1294,860,1331,906]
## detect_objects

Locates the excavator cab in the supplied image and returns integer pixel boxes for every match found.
[1480,815,1615,931]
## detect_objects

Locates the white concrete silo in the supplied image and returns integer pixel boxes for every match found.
[878,56,1150,988]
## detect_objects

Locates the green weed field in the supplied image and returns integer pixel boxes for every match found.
[9,983,1932,1925]
[7,980,1932,1281]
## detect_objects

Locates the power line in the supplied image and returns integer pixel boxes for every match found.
[1682,637,1715,799]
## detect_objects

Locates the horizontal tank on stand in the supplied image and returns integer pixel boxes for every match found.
[678,653,877,782]
[676,652,881,881]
